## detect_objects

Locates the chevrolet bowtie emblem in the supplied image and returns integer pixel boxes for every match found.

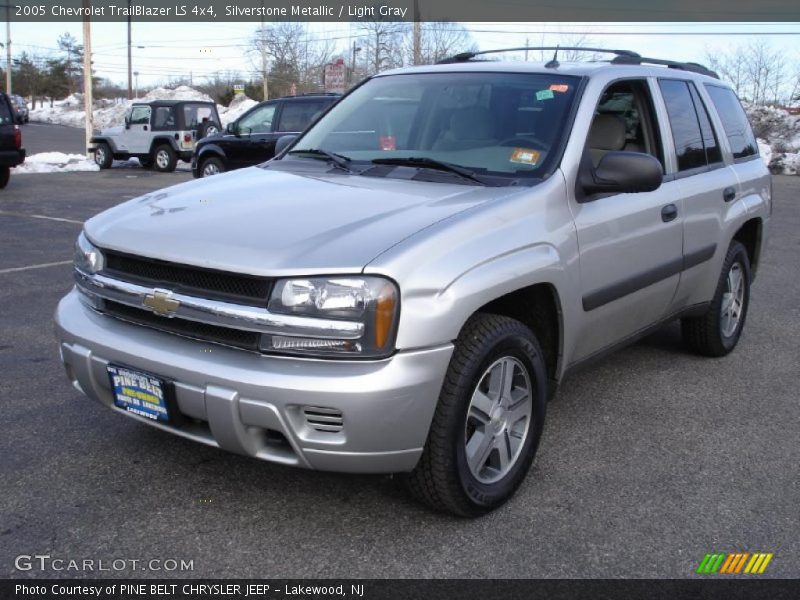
[142,289,180,316]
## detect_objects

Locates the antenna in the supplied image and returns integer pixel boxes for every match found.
[545,45,560,69]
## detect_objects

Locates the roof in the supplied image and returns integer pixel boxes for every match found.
[133,99,215,106]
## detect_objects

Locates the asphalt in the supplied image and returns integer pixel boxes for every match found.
[20,121,87,156]
[0,131,798,578]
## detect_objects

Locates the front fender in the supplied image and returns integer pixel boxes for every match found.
[89,136,119,153]
[196,143,226,162]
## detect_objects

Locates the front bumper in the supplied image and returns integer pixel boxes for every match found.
[55,289,452,473]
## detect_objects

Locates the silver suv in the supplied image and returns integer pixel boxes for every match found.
[56,49,770,516]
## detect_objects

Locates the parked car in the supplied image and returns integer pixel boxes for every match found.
[89,100,221,172]
[10,95,29,124]
[0,93,26,187]
[191,93,339,178]
[57,49,770,516]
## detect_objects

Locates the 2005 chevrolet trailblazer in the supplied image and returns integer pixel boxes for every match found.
[56,48,770,516]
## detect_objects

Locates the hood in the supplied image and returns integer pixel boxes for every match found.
[85,166,515,276]
[100,125,124,137]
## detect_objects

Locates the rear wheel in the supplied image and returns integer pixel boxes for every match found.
[94,143,113,169]
[681,241,751,357]
[405,313,547,517]
[200,156,225,177]
[153,144,177,172]
[0,166,10,189]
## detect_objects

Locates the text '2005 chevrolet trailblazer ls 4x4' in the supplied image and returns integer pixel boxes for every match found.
[56,48,770,516]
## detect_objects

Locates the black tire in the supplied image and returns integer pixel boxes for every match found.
[93,142,113,169]
[139,157,154,169]
[681,240,751,357]
[405,313,548,517]
[199,156,225,178]
[0,166,10,189]
[152,144,177,173]
[197,121,220,139]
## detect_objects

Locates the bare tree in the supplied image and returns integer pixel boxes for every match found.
[358,20,407,75]
[707,41,793,105]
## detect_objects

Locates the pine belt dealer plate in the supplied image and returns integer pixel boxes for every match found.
[107,364,170,423]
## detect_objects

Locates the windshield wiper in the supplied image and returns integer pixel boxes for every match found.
[370,156,487,186]
[288,148,353,173]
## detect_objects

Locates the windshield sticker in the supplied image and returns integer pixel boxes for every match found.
[510,148,541,166]
[550,84,570,93]
[536,89,555,101]
[379,135,396,151]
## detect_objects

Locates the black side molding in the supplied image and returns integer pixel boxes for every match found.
[582,244,717,311]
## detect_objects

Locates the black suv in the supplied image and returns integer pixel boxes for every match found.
[191,93,339,178]
[0,93,26,188]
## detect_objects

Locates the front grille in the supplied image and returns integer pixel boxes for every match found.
[302,406,344,433]
[103,250,272,305]
[103,300,261,351]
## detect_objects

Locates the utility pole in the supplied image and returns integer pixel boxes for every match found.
[524,38,529,61]
[5,4,11,94]
[412,0,421,66]
[82,0,93,158]
[260,2,268,100]
[127,0,132,99]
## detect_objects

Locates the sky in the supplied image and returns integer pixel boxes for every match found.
[6,21,800,89]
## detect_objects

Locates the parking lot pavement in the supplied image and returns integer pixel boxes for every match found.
[1,172,798,579]
[20,122,87,156]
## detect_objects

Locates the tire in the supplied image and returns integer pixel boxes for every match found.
[139,157,154,169]
[0,166,10,189]
[405,313,548,517]
[681,240,751,357]
[93,142,113,169]
[197,121,220,139]
[152,144,177,172]
[199,156,225,178]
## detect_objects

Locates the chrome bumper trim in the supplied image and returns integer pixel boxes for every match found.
[74,269,364,340]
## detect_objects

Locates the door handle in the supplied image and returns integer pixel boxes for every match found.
[143,125,148,131]
[723,186,736,202]
[661,203,678,222]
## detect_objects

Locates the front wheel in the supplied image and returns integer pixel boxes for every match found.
[681,240,751,357]
[405,313,547,517]
[152,144,177,172]
[94,143,113,169]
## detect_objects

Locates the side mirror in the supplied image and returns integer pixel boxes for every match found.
[580,151,663,196]
[226,122,238,136]
[275,134,298,156]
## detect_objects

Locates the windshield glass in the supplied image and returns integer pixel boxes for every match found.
[288,72,580,179]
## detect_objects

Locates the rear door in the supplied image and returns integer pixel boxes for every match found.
[655,79,741,311]
[0,94,16,149]
[268,98,331,158]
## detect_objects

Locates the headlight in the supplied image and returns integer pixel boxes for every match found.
[263,276,399,358]
[74,232,104,273]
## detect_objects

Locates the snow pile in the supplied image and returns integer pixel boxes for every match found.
[744,103,800,175]
[219,94,258,126]
[13,152,99,174]
[29,85,252,130]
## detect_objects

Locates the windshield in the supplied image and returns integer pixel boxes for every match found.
[287,72,580,181]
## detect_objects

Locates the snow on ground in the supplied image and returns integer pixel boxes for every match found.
[30,86,254,130]
[744,103,800,175]
[13,152,99,174]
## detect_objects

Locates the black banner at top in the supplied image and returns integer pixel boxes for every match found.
[7,0,800,22]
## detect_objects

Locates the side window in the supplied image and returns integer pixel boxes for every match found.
[129,106,151,126]
[704,85,758,160]
[153,107,174,130]
[0,96,12,124]
[588,80,663,168]
[688,84,722,165]
[238,104,276,134]
[276,101,327,132]
[658,79,707,171]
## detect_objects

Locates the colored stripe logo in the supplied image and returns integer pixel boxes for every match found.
[696,552,773,574]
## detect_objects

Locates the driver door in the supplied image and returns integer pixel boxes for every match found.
[570,79,684,362]
[228,102,277,168]
[122,105,152,154]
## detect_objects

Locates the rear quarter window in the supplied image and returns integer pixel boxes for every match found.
[704,85,758,160]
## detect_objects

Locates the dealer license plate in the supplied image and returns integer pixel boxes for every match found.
[107,364,170,423]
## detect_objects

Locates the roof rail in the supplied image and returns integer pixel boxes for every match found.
[437,47,641,64]
[610,54,719,78]
[437,46,720,79]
